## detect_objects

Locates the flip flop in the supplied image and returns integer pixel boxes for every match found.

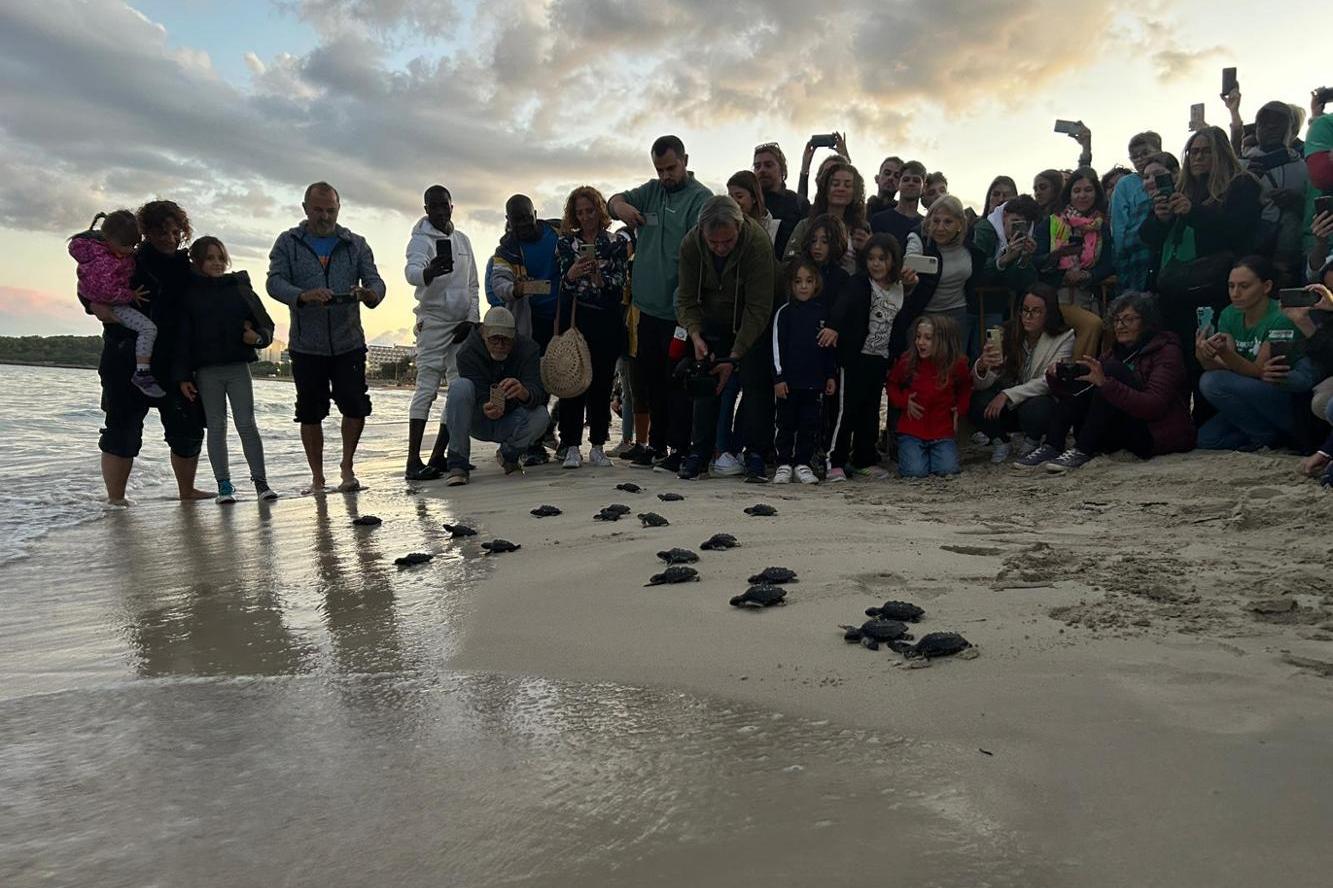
[336,477,363,493]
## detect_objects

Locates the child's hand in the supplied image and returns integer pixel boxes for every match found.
[900,267,919,290]
[825,378,836,396]
[906,392,924,419]
[179,381,197,402]
[817,328,838,347]
[131,286,151,307]
[774,382,789,399]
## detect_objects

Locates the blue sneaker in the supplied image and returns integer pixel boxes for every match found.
[743,452,768,483]
[215,481,237,504]
[678,454,705,480]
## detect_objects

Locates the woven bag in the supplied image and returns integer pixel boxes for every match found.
[540,294,593,398]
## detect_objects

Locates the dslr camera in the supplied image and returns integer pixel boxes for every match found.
[674,356,734,398]
[1054,360,1089,384]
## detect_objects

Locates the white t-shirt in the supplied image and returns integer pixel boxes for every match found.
[862,280,905,358]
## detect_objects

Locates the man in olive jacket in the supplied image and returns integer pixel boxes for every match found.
[674,195,776,479]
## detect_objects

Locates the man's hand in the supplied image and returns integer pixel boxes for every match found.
[353,285,377,305]
[984,392,1009,420]
[691,332,709,361]
[905,392,924,419]
[774,381,789,399]
[423,253,453,285]
[610,196,645,229]
[710,359,734,396]
[89,303,118,324]
[498,377,528,402]
[179,381,197,402]
[817,328,838,348]
[299,288,333,305]
[482,402,504,420]
[242,320,261,346]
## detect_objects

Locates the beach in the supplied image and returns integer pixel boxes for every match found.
[2,367,1332,885]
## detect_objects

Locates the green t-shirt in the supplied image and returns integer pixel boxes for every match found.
[1217,300,1297,360]
[1304,115,1333,251]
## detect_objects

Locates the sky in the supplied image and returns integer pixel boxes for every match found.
[0,0,1322,344]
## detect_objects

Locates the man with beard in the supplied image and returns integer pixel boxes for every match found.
[752,141,805,257]
[866,155,904,217]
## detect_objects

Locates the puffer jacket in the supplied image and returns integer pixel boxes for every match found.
[1097,330,1196,454]
[172,271,276,382]
[68,235,136,305]
[266,222,386,356]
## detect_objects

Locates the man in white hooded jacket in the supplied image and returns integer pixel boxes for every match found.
[404,184,480,479]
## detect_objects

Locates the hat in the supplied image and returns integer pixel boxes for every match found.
[482,306,516,339]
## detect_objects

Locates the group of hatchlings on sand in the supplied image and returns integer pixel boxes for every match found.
[354,482,973,662]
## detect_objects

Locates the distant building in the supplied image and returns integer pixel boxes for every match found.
[259,339,287,364]
[365,344,416,375]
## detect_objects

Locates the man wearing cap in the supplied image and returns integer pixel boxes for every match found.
[443,306,548,485]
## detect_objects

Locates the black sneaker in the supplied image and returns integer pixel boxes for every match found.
[654,451,683,474]
[678,454,704,480]
[405,463,443,481]
[629,447,657,469]
[255,480,279,501]
[523,444,550,467]
[619,443,646,462]
[743,452,768,483]
[1045,448,1093,473]
[1014,443,1061,469]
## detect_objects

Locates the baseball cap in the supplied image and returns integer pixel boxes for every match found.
[481,306,516,339]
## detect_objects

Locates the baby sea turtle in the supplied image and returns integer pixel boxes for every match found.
[616,482,643,493]
[593,509,624,522]
[604,504,631,515]
[744,503,778,517]
[481,539,521,554]
[865,600,925,622]
[394,552,434,566]
[657,492,685,502]
[700,533,739,550]
[903,632,972,659]
[443,523,478,538]
[638,512,670,528]
[840,619,911,651]
[747,566,798,585]
[657,548,700,564]
[351,515,382,527]
[730,584,788,608]
[530,504,563,518]
[645,566,699,586]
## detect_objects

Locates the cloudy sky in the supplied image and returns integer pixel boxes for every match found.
[0,0,1319,343]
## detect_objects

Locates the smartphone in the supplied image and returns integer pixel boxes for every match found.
[1278,288,1321,308]
[1316,195,1333,217]
[1317,87,1333,105]
[1268,329,1296,362]
[903,254,939,275]
[809,133,838,149]
[1221,67,1238,98]
[488,384,506,409]
[1195,306,1215,337]
[1190,103,1206,130]
[986,326,1004,357]
[330,292,356,304]
[435,237,453,266]
[1154,172,1175,197]
[578,242,596,262]
[1053,119,1080,135]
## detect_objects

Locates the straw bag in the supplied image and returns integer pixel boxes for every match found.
[540,295,593,398]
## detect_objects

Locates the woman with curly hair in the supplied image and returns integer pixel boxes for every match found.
[554,185,631,468]
[784,160,866,272]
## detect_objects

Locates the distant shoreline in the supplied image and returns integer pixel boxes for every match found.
[0,359,96,370]
[0,360,415,390]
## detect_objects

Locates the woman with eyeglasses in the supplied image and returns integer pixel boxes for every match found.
[968,283,1074,464]
[1015,291,1194,471]
[1140,126,1261,421]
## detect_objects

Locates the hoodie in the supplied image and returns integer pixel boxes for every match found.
[404,218,480,326]
[266,222,386,356]
[68,235,136,306]
[675,216,776,359]
[772,296,837,390]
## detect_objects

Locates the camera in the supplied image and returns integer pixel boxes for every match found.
[1317,87,1333,106]
[674,356,732,398]
[1054,360,1088,383]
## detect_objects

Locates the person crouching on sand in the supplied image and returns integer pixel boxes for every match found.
[886,314,972,478]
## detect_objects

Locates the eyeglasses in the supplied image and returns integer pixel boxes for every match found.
[754,142,781,154]
[1019,307,1045,317]
[1112,314,1142,329]
[485,335,513,345]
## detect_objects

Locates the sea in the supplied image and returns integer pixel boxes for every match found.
[0,364,415,563]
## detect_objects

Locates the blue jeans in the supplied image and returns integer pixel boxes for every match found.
[897,435,960,477]
[444,378,550,469]
[1197,370,1296,451]
[714,372,742,455]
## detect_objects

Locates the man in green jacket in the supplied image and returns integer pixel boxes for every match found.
[609,135,713,472]
[674,196,776,480]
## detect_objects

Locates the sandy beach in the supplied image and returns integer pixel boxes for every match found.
[3,434,1332,886]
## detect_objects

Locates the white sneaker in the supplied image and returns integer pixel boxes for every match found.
[794,464,818,485]
[970,431,990,446]
[772,464,794,484]
[562,447,582,469]
[587,445,612,467]
[990,439,1012,464]
[710,452,744,476]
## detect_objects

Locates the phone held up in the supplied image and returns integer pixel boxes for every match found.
[903,254,939,275]
[809,133,838,149]
[1221,67,1238,99]
[578,242,596,263]
[1053,119,1081,135]
[1315,195,1333,218]
[1154,173,1175,198]
[1189,103,1206,131]
[1278,288,1321,309]
[435,237,454,273]
[1316,87,1333,106]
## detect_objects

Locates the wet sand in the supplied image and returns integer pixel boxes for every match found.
[3,441,1332,886]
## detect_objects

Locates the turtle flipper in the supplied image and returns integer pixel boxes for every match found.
[861,636,880,651]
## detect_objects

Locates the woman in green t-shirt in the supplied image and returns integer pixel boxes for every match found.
[1196,255,1309,449]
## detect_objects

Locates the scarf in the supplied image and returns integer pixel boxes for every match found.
[1050,208,1104,271]
[985,201,1010,260]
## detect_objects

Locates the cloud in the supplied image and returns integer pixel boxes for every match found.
[0,285,95,335]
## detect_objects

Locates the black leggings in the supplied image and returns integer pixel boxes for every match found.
[969,386,1056,442]
[1046,389,1153,458]
[634,313,691,454]
[557,306,624,446]
[829,353,890,469]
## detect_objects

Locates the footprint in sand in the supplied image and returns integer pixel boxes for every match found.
[940,545,1003,557]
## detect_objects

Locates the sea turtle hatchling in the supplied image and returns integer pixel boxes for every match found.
[900,632,972,659]
[615,482,643,493]
[530,504,563,518]
[840,619,912,651]
[638,512,670,528]
[443,523,478,538]
[645,566,699,586]
[481,539,522,554]
[700,533,739,550]
[744,503,778,517]
[394,552,434,566]
[747,566,798,584]
[864,600,925,622]
[730,584,787,608]
[351,515,382,527]
[657,492,685,502]
[593,509,624,522]
[657,548,699,564]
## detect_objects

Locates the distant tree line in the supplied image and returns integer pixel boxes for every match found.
[0,335,104,367]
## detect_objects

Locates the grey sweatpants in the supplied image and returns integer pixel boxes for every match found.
[196,363,267,484]
[110,304,156,361]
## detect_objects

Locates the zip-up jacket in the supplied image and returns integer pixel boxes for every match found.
[266,222,386,356]
[172,270,276,383]
[404,217,480,325]
[886,354,973,441]
[611,173,713,321]
[455,327,546,415]
[829,273,932,364]
[675,216,775,359]
[68,235,137,305]
[772,296,837,389]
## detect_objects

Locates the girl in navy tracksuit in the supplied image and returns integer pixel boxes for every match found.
[771,257,838,484]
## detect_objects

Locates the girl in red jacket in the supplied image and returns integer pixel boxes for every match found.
[886,314,972,477]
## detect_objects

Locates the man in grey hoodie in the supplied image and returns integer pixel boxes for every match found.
[266,181,386,494]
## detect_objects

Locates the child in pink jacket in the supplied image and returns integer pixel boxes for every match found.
[68,211,164,398]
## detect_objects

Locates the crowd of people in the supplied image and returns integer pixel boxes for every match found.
[70,86,1333,504]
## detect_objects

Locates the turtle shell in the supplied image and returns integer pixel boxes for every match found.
[730,584,787,608]
[530,505,562,518]
[394,552,433,566]
[615,483,643,493]
[865,601,924,622]
[700,533,739,550]
[481,539,521,554]
[646,566,699,586]
[859,619,910,641]
[657,492,685,502]
[744,504,777,516]
[638,512,670,527]
[604,504,632,515]
[913,632,972,658]
[443,524,478,538]
[351,515,382,527]
[657,548,700,564]
[747,566,797,584]
[593,509,623,521]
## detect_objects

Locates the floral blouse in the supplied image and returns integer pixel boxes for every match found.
[556,229,631,313]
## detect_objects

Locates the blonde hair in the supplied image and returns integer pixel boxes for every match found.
[1180,126,1254,207]
[922,195,967,247]
[904,313,963,386]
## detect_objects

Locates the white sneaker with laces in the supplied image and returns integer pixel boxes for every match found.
[562,447,582,469]
[794,464,818,485]
[970,431,991,446]
[772,465,794,484]
[587,445,612,467]
[710,452,744,476]
[990,439,1012,464]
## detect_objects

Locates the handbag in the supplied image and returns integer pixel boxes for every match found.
[1155,220,1232,307]
[540,293,593,399]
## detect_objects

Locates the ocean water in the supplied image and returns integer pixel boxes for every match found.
[0,364,415,563]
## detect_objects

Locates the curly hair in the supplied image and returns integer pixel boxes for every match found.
[802,213,849,266]
[810,161,866,229]
[135,199,192,244]
[560,186,611,236]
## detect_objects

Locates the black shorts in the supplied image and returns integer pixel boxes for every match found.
[290,349,372,424]
[98,328,204,459]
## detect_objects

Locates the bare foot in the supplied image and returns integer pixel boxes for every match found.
[179,489,212,501]
[106,498,131,509]
[301,479,328,497]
